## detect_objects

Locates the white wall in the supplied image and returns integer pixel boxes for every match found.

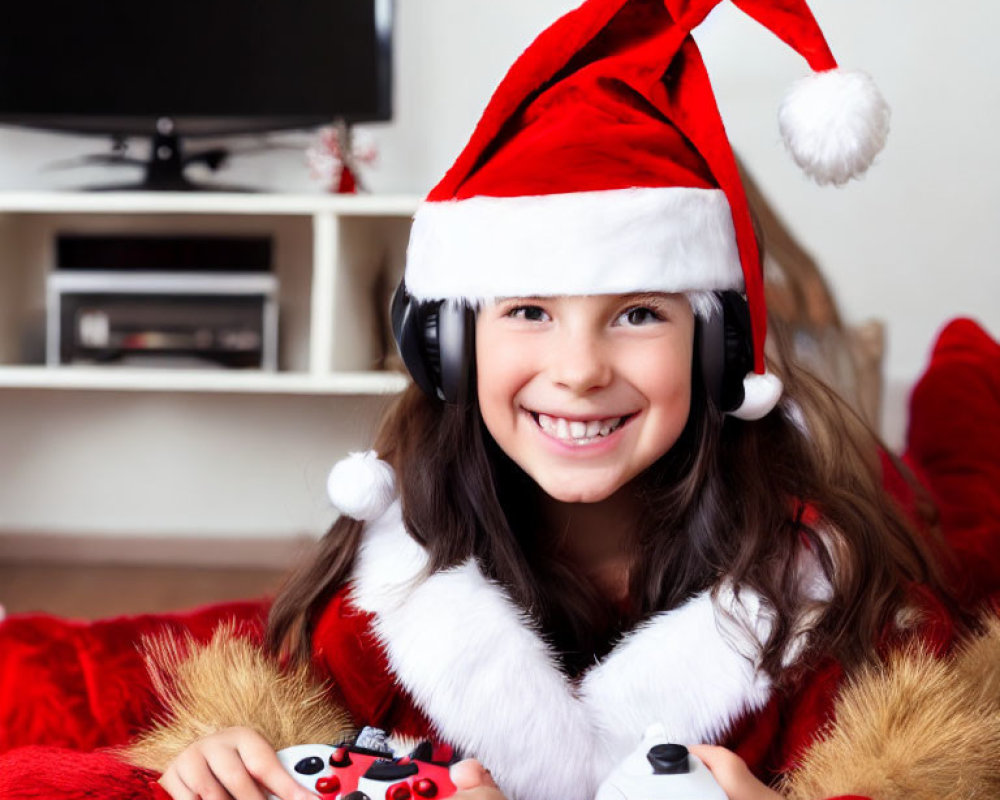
[695,0,1000,446]
[1,0,997,556]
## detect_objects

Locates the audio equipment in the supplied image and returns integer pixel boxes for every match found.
[56,234,271,272]
[390,283,474,404]
[390,283,753,412]
[697,290,754,413]
[47,234,278,369]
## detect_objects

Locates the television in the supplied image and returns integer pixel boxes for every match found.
[0,0,393,190]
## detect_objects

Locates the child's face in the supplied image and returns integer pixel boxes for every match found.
[476,292,695,504]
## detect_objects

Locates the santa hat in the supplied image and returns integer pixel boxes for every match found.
[402,0,889,421]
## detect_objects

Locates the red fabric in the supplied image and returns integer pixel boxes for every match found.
[902,318,1000,609]
[312,588,434,739]
[427,0,773,373]
[428,0,628,202]
[0,746,157,799]
[0,599,267,798]
[728,0,837,71]
[0,600,267,754]
[424,0,841,377]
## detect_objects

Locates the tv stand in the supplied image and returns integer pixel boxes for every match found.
[0,189,418,560]
[81,121,255,192]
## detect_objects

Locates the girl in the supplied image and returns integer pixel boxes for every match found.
[155,1,967,799]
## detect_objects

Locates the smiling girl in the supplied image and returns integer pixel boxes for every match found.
[476,293,696,505]
[154,1,965,799]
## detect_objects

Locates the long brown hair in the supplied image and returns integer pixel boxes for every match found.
[267,320,957,683]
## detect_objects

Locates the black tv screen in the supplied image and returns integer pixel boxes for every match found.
[0,0,393,136]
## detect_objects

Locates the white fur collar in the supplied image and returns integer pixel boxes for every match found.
[350,501,773,800]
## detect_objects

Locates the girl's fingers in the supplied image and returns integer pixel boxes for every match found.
[450,759,498,791]
[156,727,314,800]
[237,734,319,800]
[155,770,197,800]
[687,745,782,800]
[171,749,232,800]
[205,746,270,800]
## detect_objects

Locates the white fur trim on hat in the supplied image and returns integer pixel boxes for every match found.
[326,450,396,521]
[405,187,743,302]
[728,371,784,421]
[778,68,890,186]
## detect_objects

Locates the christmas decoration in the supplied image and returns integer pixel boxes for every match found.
[306,121,377,193]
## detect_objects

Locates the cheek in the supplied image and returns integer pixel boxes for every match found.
[636,342,695,431]
[652,359,693,406]
[475,337,526,430]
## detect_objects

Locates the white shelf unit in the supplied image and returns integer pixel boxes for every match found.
[0,191,419,395]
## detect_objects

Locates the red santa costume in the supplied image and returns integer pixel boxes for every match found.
[307,498,946,800]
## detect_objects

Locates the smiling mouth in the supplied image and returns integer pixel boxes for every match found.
[527,411,636,445]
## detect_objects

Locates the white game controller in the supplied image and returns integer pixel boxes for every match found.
[269,744,342,799]
[595,724,728,800]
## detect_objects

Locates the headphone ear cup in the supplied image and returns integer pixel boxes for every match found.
[390,282,440,399]
[435,300,475,405]
[697,302,726,410]
[390,282,475,404]
[698,291,754,413]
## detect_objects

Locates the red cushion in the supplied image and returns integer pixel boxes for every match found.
[0,599,267,754]
[903,318,1000,607]
[0,745,158,800]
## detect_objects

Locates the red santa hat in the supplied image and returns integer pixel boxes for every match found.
[402,0,889,422]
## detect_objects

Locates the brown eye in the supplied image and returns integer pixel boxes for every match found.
[620,306,662,326]
[509,305,549,322]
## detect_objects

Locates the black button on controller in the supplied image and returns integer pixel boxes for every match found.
[646,743,690,774]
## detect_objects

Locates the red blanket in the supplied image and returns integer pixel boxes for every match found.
[904,318,1000,606]
[1,317,997,798]
[0,602,267,797]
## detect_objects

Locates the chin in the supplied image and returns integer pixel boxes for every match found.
[536,479,622,504]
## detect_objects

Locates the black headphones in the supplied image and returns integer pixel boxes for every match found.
[390,282,476,405]
[695,289,755,414]
[391,282,753,413]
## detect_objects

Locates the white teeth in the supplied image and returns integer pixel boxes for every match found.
[533,412,626,444]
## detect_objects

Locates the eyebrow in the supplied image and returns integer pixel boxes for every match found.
[495,295,548,302]
[618,291,678,305]
[492,292,682,307]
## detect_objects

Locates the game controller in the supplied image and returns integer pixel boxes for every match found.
[595,724,728,800]
[271,742,457,800]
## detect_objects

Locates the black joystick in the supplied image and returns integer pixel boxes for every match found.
[597,726,728,800]
[646,743,690,775]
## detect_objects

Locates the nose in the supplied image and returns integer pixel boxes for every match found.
[547,323,612,394]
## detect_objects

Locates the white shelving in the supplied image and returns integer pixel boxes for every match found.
[0,190,420,394]
[0,366,409,394]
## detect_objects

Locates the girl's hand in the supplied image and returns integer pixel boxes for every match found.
[450,759,507,800]
[157,726,317,800]
[687,745,783,800]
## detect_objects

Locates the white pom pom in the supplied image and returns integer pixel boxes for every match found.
[327,450,396,521]
[778,69,890,186]
[728,371,783,421]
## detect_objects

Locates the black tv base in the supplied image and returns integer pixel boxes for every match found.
[79,129,256,192]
